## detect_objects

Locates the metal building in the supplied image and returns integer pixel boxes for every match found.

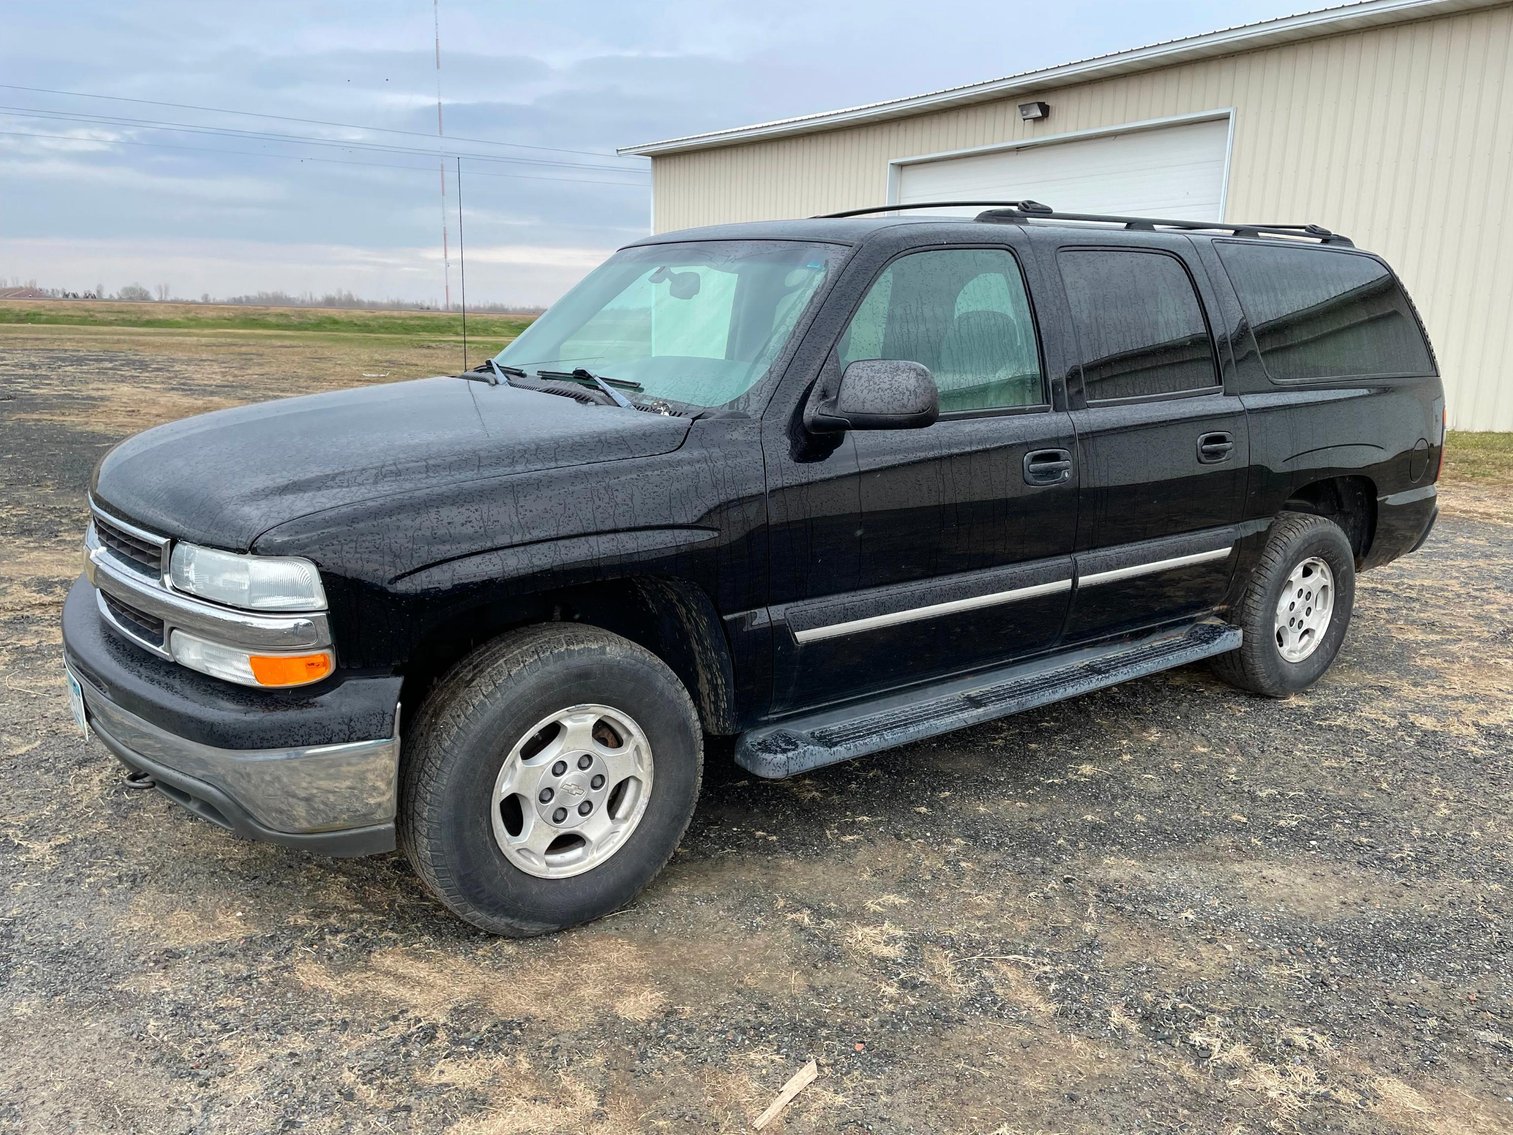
[621,0,1513,431]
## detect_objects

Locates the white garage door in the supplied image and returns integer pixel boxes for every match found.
[895,117,1230,220]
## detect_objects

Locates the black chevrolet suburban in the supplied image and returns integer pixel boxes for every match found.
[62,202,1444,935]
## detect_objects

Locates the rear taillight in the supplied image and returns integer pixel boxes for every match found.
[1435,404,1447,481]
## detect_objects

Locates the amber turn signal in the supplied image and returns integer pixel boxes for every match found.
[249,651,335,687]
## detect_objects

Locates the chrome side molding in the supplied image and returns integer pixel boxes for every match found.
[794,578,1073,643]
[793,541,1236,643]
[1077,546,1232,588]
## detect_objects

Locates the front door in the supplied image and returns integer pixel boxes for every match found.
[766,241,1079,714]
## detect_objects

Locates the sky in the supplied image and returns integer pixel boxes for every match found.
[2,0,1311,308]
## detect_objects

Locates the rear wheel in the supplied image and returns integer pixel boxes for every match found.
[400,624,702,936]
[1212,512,1356,697]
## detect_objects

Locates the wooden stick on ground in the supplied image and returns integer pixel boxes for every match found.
[752,1059,819,1130]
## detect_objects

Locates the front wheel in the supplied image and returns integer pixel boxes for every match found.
[1212,512,1357,697]
[399,624,703,936]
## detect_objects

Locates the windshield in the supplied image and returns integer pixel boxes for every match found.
[496,239,845,409]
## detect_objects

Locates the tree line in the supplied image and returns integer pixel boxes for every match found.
[1,278,543,313]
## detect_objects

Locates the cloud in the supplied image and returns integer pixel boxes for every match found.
[5,150,289,203]
[1,0,1302,304]
[418,243,612,270]
[0,236,616,307]
[0,126,122,155]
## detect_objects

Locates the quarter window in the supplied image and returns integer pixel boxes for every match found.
[1216,242,1435,380]
[839,248,1044,412]
[1059,249,1220,402]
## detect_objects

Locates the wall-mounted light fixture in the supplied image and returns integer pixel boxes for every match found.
[1018,101,1050,121]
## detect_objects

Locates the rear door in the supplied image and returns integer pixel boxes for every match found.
[766,236,1079,712]
[1049,237,1249,641]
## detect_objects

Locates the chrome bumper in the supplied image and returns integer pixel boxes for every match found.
[69,662,399,856]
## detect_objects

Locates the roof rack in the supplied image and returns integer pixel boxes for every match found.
[813,200,1353,246]
[820,200,1055,219]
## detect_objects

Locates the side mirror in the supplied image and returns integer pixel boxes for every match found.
[807,359,940,433]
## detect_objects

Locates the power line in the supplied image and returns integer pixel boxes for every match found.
[0,106,645,173]
[0,128,649,187]
[0,82,636,162]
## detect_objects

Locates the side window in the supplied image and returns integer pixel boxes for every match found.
[838,248,1044,412]
[1058,249,1219,402]
[1215,242,1436,380]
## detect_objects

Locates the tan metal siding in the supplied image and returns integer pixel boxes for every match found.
[649,5,1513,430]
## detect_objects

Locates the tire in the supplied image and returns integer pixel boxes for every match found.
[1211,512,1357,698]
[399,624,703,936]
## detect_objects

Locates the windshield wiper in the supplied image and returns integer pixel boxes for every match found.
[535,368,642,409]
[488,359,528,385]
[535,368,643,392]
[459,359,528,386]
[475,362,652,410]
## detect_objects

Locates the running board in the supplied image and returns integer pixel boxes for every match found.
[736,621,1242,779]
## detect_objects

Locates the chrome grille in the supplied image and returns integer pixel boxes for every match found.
[100,591,167,650]
[90,505,168,578]
[83,509,334,663]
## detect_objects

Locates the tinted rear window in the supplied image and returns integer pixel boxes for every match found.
[1216,242,1435,380]
[1058,249,1219,401]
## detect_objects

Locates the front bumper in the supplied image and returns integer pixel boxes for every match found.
[63,577,401,856]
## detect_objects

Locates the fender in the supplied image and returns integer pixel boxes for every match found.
[389,529,743,735]
[391,525,719,595]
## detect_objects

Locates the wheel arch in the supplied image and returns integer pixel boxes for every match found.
[398,573,740,738]
[1283,474,1377,565]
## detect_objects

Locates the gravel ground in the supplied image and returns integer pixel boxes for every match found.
[1,339,1509,1134]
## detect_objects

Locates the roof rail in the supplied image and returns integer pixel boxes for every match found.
[818,200,1054,219]
[975,205,1353,246]
[814,201,1353,246]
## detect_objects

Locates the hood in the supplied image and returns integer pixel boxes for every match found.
[92,376,692,551]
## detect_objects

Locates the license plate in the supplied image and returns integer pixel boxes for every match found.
[65,670,89,736]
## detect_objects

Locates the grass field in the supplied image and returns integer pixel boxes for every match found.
[0,299,534,391]
[1444,428,1513,484]
[0,298,534,339]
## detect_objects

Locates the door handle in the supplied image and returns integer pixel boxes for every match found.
[1197,432,1235,464]
[1023,448,1073,486]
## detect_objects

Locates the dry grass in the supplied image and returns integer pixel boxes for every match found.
[1439,431,1513,526]
[294,936,668,1027]
[0,324,493,396]
[1442,431,1513,486]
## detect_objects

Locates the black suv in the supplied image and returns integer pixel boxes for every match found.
[62,202,1444,935]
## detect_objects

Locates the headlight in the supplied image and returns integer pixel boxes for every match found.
[169,543,327,612]
[170,630,334,688]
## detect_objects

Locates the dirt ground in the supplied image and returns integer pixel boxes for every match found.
[1,329,1509,1135]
